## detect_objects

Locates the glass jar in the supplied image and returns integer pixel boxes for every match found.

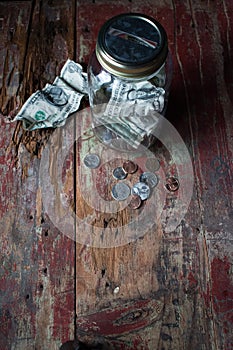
[88,13,172,151]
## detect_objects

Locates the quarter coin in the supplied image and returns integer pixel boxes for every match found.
[132,182,151,201]
[83,153,100,169]
[140,172,159,188]
[145,157,160,172]
[112,166,127,180]
[111,182,131,201]
[128,195,142,209]
[122,160,138,174]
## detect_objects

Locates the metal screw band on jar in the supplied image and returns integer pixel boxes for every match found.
[96,13,168,80]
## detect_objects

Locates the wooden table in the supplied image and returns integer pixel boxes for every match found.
[0,1,232,349]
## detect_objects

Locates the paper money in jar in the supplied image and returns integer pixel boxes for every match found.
[88,13,173,150]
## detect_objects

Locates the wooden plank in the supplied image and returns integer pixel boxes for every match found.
[171,1,233,349]
[0,0,232,349]
[75,1,233,349]
[0,1,76,349]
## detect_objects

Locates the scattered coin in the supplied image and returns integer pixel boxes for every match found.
[145,157,160,172]
[140,172,159,188]
[83,153,100,169]
[111,182,131,201]
[132,182,151,201]
[128,194,142,209]
[122,160,138,174]
[165,177,179,191]
[112,166,127,180]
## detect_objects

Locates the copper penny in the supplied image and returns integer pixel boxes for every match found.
[128,195,142,209]
[122,160,138,174]
[165,177,179,192]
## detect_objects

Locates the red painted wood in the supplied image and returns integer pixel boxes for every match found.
[0,1,232,349]
[0,1,76,349]
[76,298,163,336]
[75,1,233,349]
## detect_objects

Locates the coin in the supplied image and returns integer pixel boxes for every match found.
[111,182,131,201]
[122,160,138,174]
[140,172,159,188]
[145,157,160,172]
[165,177,179,191]
[83,153,100,169]
[128,195,142,209]
[132,182,150,201]
[112,166,127,180]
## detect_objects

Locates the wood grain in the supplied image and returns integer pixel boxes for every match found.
[0,0,232,349]
[0,1,76,349]
[75,1,233,349]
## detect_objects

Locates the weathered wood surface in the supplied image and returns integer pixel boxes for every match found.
[75,1,233,349]
[0,1,232,350]
[0,1,76,349]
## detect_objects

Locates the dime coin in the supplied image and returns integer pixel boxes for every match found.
[132,182,151,201]
[112,166,127,180]
[140,172,159,188]
[128,194,142,209]
[145,157,160,172]
[165,177,179,191]
[111,182,131,201]
[83,153,100,169]
[122,160,138,174]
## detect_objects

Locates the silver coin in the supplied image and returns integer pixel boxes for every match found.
[132,182,151,201]
[112,166,127,180]
[111,182,131,201]
[140,172,159,188]
[83,153,100,169]
[145,157,160,172]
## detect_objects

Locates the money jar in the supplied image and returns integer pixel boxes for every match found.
[88,13,172,151]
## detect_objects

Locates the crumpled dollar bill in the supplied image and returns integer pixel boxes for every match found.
[14,58,165,149]
[14,59,88,131]
[93,79,165,147]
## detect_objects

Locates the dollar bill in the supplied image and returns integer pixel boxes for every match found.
[60,59,88,94]
[104,79,164,132]
[14,57,164,147]
[94,79,164,147]
[14,60,87,131]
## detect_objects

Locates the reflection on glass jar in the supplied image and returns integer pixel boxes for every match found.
[88,13,173,151]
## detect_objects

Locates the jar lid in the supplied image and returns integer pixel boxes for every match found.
[96,13,168,79]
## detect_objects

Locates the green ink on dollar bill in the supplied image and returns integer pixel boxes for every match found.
[35,110,46,121]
